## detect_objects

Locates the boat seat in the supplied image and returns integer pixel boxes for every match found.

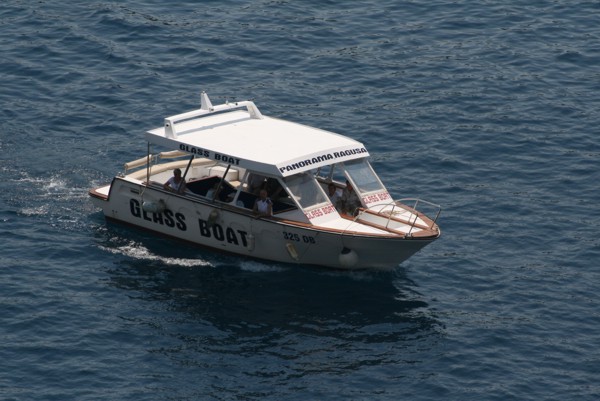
[235,191,297,214]
[272,200,297,214]
[187,176,236,201]
[236,191,257,209]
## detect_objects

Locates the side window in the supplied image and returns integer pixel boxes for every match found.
[284,173,328,209]
[316,165,332,181]
[330,164,347,186]
[317,163,346,186]
[343,159,384,194]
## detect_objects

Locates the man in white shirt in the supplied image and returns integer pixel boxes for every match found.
[253,189,273,216]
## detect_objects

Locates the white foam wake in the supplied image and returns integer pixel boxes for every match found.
[99,240,214,268]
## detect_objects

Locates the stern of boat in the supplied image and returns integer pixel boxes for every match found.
[89,182,111,208]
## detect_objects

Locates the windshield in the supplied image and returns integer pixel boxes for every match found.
[284,172,328,209]
[343,159,384,194]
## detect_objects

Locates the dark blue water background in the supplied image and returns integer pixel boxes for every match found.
[1,1,599,400]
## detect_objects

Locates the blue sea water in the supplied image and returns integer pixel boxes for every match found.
[1,0,599,400]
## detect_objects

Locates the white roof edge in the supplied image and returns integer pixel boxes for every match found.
[144,131,285,176]
[277,146,370,177]
[145,93,370,177]
[145,131,370,177]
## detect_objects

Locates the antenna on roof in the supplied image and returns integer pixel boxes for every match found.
[200,91,214,111]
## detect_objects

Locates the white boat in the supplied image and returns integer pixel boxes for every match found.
[89,92,441,269]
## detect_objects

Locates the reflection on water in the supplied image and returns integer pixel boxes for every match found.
[97,225,442,332]
[96,223,444,380]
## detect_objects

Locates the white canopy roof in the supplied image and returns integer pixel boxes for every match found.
[145,93,369,177]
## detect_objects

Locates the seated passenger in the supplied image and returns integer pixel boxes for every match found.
[328,183,343,211]
[206,182,220,199]
[341,180,361,216]
[253,189,273,217]
[163,168,187,194]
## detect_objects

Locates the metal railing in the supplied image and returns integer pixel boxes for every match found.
[356,198,441,236]
[123,150,188,174]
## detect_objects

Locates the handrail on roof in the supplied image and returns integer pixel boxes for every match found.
[164,91,263,138]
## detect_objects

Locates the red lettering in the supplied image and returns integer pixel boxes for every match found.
[321,205,335,215]
[363,192,391,204]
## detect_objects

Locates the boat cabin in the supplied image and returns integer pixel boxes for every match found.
[136,93,395,227]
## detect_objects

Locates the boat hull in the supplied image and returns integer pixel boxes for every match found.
[90,178,437,270]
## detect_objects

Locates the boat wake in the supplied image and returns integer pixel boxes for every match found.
[14,172,91,209]
[99,240,214,268]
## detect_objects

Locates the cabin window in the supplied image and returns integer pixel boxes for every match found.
[316,165,333,181]
[343,159,384,194]
[284,172,328,209]
[316,164,344,184]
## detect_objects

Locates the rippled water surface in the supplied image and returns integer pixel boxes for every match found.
[1,1,599,400]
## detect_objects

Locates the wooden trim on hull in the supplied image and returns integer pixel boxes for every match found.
[89,185,437,240]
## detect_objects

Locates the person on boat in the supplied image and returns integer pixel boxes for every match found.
[163,168,187,194]
[253,189,273,217]
[205,182,220,200]
[341,180,361,216]
[328,183,342,211]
